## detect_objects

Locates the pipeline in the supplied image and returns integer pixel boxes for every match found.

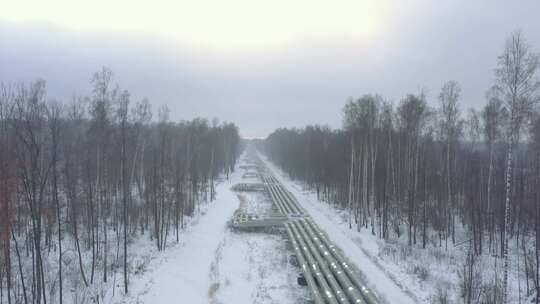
[256,159,380,304]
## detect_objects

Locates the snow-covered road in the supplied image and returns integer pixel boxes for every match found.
[124,168,243,303]
[114,156,304,304]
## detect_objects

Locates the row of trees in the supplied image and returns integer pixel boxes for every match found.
[0,68,241,304]
[263,31,540,303]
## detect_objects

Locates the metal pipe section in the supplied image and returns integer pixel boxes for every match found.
[266,181,291,214]
[299,220,367,304]
[291,222,350,304]
[287,222,339,304]
[271,182,299,214]
[279,186,306,214]
[285,225,325,304]
[305,218,379,304]
[272,182,368,304]
[275,180,378,304]
[257,160,380,304]
[260,174,288,214]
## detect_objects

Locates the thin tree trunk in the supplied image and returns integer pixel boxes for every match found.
[348,137,354,229]
[503,138,514,304]
[11,231,27,304]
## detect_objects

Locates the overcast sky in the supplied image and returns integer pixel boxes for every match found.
[1,0,540,138]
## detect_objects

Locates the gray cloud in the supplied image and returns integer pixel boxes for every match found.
[1,1,540,138]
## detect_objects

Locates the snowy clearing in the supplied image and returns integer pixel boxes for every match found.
[110,166,242,304]
[110,156,304,304]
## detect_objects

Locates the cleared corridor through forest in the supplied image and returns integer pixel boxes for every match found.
[254,152,380,304]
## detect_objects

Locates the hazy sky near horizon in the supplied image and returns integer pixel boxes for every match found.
[1,0,540,138]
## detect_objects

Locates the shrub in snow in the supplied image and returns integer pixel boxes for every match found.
[431,284,449,304]
[457,247,482,304]
[412,264,430,282]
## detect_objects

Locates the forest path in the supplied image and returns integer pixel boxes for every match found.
[117,165,243,303]
[113,155,303,304]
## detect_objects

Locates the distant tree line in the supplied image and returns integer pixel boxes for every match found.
[262,31,540,303]
[0,67,241,304]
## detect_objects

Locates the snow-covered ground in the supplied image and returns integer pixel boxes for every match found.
[259,155,419,304]
[208,191,307,304]
[259,154,529,304]
[110,156,305,304]
[107,152,527,304]
[114,174,240,303]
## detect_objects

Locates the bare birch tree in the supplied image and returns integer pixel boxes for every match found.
[494,30,539,304]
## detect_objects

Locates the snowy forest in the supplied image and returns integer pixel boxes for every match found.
[262,31,540,303]
[0,68,241,304]
[2,2,540,303]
